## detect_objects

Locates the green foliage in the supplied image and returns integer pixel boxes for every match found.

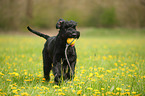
[1,0,145,31]
[32,16,51,29]
[0,29,145,95]
[87,7,118,27]
[81,28,145,37]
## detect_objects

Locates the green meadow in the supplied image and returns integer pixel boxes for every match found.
[0,28,145,96]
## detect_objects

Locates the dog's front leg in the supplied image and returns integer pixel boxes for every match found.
[67,60,76,80]
[52,56,62,84]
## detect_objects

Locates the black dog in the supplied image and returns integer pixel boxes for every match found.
[27,19,80,84]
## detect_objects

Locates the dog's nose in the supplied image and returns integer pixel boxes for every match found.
[72,33,77,37]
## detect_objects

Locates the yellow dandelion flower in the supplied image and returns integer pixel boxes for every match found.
[126,92,130,95]
[58,92,65,95]
[106,70,111,73]
[132,92,136,94]
[72,89,76,93]
[114,63,118,66]
[116,87,122,91]
[58,89,62,92]
[24,72,27,75]
[67,81,72,84]
[21,87,25,89]
[89,73,93,77]
[29,58,32,62]
[12,83,17,86]
[81,82,85,84]
[95,91,100,94]
[83,94,86,96]
[53,85,59,89]
[106,91,111,95]
[103,56,107,60]
[49,81,54,83]
[42,78,46,81]
[121,64,124,66]
[89,67,93,70]
[21,92,29,96]
[93,89,99,92]
[24,79,32,82]
[87,87,93,90]
[6,79,11,81]
[0,72,4,76]
[77,90,82,95]
[12,90,17,93]
[101,88,104,90]
[80,66,84,69]
[11,87,17,89]
[118,60,121,62]
[15,73,19,76]
[128,85,131,88]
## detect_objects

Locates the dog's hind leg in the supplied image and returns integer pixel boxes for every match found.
[43,49,52,82]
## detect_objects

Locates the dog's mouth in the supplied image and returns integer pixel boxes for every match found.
[66,31,80,39]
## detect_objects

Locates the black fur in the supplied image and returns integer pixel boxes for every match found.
[27,19,80,84]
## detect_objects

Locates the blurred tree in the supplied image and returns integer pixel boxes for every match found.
[26,0,33,19]
[0,0,145,31]
[140,0,145,6]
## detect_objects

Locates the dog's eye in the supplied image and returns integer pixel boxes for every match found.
[72,25,76,29]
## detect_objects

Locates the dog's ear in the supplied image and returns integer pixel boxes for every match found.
[56,19,65,29]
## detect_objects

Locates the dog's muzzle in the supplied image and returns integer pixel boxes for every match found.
[71,31,80,39]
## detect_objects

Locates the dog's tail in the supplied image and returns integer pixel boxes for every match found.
[27,26,49,40]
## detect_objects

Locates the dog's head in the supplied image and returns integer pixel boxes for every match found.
[56,19,80,40]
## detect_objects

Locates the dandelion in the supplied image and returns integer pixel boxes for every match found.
[72,89,76,93]
[106,70,111,73]
[126,92,130,95]
[42,78,46,81]
[12,90,17,94]
[28,58,32,62]
[93,89,99,92]
[114,63,118,66]
[89,67,93,70]
[95,91,100,94]
[58,92,65,95]
[103,56,107,60]
[132,92,136,94]
[89,73,93,77]
[24,72,27,75]
[87,87,93,90]
[53,85,59,89]
[21,92,29,96]
[121,84,124,86]
[58,89,62,92]
[21,87,25,89]
[106,91,111,95]
[6,79,11,81]
[0,72,4,76]
[77,90,82,95]
[11,87,17,89]
[24,79,32,82]
[121,64,124,66]
[15,73,19,76]
[49,81,54,83]
[80,82,85,84]
[101,88,104,91]
[116,87,122,91]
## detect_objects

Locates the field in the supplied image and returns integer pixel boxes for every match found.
[0,28,145,96]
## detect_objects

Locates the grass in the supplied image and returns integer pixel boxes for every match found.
[0,28,145,96]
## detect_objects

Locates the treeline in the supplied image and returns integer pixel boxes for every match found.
[0,0,145,30]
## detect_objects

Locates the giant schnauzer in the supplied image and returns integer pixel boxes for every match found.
[27,19,80,84]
